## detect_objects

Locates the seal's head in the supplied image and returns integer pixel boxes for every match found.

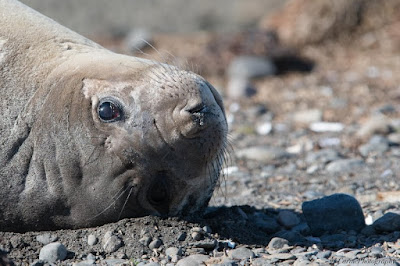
[20,53,227,229]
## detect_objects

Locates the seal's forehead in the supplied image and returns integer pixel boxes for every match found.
[82,78,135,99]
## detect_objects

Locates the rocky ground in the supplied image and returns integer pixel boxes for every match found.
[2,1,400,265]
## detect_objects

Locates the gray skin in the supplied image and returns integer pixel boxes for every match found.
[0,0,227,232]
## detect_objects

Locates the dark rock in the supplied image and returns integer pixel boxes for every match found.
[373,212,400,232]
[302,193,365,236]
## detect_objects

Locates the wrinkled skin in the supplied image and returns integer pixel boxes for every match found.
[0,0,227,232]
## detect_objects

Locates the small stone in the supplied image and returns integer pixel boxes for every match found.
[305,149,341,165]
[176,254,209,266]
[166,247,182,257]
[267,237,289,250]
[361,225,376,236]
[31,260,45,266]
[359,135,390,156]
[266,253,296,260]
[302,193,365,236]
[139,236,152,246]
[252,258,274,266]
[325,159,365,173]
[293,109,322,125]
[318,137,341,148]
[177,232,187,242]
[102,259,130,265]
[277,210,300,229]
[256,121,273,135]
[388,133,400,144]
[36,233,58,245]
[39,242,67,263]
[254,217,281,234]
[357,115,392,139]
[103,232,123,253]
[236,145,291,163]
[316,251,332,259]
[202,226,212,234]
[148,238,163,249]
[227,55,276,79]
[309,122,344,132]
[192,239,217,249]
[228,247,255,260]
[226,77,256,99]
[87,234,98,246]
[370,246,384,258]
[373,212,400,232]
[191,232,202,241]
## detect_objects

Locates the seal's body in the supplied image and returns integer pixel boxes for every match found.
[0,0,227,232]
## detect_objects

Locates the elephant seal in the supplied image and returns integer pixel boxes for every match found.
[0,0,227,232]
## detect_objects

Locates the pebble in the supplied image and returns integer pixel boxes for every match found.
[316,250,332,259]
[372,212,400,232]
[388,132,400,144]
[302,193,365,236]
[176,254,209,266]
[177,232,187,241]
[277,210,300,229]
[103,231,123,253]
[256,121,273,135]
[309,122,344,132]
[254,216,281,234]
[191,232,203,241]
[305,149,340,165]
[356,115,392,139]
[87,234,98,246]
[250,258,274,266]
[39,242,67,263]
[192,239,217,249]
[325,158,365,173]
[139,236,152,246]
[318,137,341,148]
[36,233,58,245]
[228,247,255,260]
[226,77,256,99]
[149,238,163,249]
[266,253,296,260]
[358,135,390,156]
[293,109,322,125]
[227,55,276,79]
[236,146,291,163]
[268,237,289,250]
[166,247,183,257]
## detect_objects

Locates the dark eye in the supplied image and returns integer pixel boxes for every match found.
[98,101,123,122]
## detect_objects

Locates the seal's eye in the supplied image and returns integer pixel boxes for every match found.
[98,101,123,122]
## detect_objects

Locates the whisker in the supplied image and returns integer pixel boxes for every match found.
[86,185,132,221]
[118,186,133,220]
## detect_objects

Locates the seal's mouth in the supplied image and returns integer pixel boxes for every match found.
[146,171,170,215]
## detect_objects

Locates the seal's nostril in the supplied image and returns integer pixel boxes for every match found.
[187,103,207,114]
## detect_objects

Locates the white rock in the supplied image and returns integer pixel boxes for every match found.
[39,242,67,263]
[309,122,344,132]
